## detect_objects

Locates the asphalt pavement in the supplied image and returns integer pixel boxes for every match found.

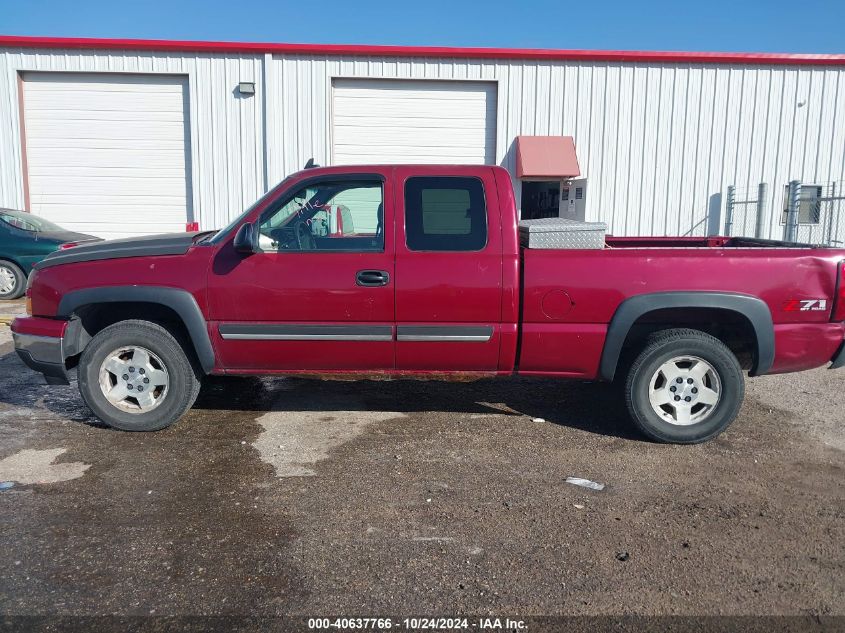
[0,300,843,624]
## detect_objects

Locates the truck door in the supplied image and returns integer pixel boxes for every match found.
[207,171,395,371]
[394,166,503,371]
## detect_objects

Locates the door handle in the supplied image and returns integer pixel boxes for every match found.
[356,270,390,287]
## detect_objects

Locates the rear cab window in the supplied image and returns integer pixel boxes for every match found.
[404,177,487,251]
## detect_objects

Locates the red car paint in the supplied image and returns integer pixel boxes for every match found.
[10,315,67,339]
[14,164,845,381]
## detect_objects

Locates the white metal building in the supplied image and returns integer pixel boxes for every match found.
[1,36,844,241]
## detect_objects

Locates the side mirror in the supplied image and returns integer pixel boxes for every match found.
[233,222,256,255]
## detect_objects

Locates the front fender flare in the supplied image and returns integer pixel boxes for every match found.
[57,286,215,374]
[599,291,775,381]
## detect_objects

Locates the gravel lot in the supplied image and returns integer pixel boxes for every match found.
[0,299,843,622]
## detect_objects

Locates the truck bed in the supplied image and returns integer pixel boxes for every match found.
[518,243,845,378]
[604,236,819,249]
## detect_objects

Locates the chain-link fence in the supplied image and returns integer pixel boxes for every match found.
[782,181,844,246]
[724,184,768,239]
[725,180,845,246]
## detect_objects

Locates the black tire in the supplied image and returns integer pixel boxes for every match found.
[624,328,745,444]
[77,320,201,431]
[0,260,25,300]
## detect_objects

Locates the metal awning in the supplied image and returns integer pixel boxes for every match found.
[515,135,580,179]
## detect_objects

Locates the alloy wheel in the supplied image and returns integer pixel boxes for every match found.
[98,346,169,413]
[647,355,722,426]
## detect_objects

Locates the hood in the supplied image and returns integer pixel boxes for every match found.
[34,232,204,270]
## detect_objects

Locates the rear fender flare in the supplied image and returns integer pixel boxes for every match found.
[57,286,215,374]
[599,291,775,381]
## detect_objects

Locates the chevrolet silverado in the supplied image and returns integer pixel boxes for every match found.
[11,164,845,443]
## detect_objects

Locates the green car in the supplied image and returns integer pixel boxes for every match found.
[0,209,98,300]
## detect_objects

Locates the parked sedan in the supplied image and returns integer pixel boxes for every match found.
[0,209,98,300]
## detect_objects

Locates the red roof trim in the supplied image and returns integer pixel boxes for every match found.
[0,35,844,66]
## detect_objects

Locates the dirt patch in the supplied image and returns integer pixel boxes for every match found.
[253,392,407,476]
[0,448,90,484]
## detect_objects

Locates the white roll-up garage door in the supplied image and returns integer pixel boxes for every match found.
[22,73,191,240]
[332,79,497,165]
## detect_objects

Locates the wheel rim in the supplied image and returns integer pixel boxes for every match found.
[0,266,16,295]
[98,346,169,414]
[648,355,722,426]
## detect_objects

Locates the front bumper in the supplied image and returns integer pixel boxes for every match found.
[11,317,70,385]
[832,341,845,370]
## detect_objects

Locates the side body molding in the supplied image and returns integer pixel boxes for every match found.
[599,292,776,381]
[57,286,216,374]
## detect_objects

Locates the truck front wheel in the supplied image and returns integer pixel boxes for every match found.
[624,328,745,444]
[77,320,201,431]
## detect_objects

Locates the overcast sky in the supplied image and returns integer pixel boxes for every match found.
[2,0,843,54]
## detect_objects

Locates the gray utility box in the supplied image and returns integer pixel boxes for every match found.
[518,218,607,250]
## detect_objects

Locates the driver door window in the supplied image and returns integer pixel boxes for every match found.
[257,180,384,252]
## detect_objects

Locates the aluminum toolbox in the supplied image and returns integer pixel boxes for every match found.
[518,218,607,249]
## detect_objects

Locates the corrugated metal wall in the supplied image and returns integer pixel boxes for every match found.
[1,47,844,238]
[0,47,266,231]
[268,55,845,239]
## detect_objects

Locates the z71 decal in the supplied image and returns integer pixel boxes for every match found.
[782,299,829,312]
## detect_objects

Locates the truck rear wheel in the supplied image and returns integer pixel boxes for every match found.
[77,320,201,431]
[624,328,744,444]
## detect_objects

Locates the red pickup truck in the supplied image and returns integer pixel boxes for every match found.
[11,164,845,443]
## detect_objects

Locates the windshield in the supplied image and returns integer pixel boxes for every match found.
[0,209,66,233]
[206,177,294,245]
